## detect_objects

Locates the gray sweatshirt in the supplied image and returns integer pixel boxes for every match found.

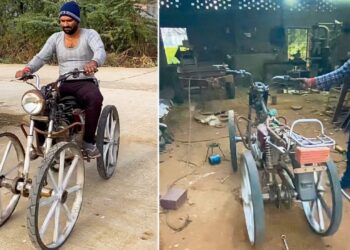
[27,28,106,80]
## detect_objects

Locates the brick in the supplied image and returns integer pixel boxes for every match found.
[295,147,330,165]
[160,187,187,210]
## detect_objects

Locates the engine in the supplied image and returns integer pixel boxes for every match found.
[57,96,78,127]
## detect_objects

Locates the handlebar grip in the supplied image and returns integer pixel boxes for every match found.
[18,73,34,81]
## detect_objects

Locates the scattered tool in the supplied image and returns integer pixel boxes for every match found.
[281,235,289,250]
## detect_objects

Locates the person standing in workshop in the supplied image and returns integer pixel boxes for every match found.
[303,58,350,199]
[15,1,106,158]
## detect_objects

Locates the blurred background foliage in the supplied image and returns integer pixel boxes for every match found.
[0,0,157,67]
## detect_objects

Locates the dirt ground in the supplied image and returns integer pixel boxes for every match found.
[160,86,350,250]
[0,64,157,250]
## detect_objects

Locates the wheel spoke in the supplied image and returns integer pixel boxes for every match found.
[111,143,116,164]
[108,144,114,166]
[58,151,65,188]
[318,193,332,219]
[317,199,325,231]
[315,171,323,189]
[105,114,111,139]
[62,203,72,222]
[48,170,59,192]
[103,144,109,165]
[7,194,19,213]
[103,143,111,155]
[242,161,255,242]
[0,141,12,172]
[62,156,79,190]
[312,171,325,231]
[40,196,56,207]
[40,200,59,238]
[108,112,113,130]
[110,120,116,140]
[53,203,61,243]
[2,162,22,176]
[312,198,317,208]
[66,184,82,194]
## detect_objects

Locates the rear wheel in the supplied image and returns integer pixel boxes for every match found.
[96,105,120,179]
[0,133,24,226]
[240,150,265,245]
[27,142,84,249]
[228,110,238,172]
[302,160,342,236]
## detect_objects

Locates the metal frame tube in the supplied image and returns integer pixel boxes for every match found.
[23,120,35,179]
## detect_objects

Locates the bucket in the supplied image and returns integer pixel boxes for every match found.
[208,154,221,165]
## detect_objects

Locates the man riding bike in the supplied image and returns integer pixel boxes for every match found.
[15,1,106,158]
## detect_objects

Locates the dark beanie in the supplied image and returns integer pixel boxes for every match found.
[59,1,80,23]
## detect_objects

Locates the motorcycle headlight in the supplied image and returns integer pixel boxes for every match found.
[21,90,45,115]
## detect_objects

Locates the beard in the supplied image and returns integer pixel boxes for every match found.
[62,24,78,35]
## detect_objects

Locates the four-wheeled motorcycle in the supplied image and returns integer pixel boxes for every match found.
[0,69,120,249]
[228,75,342,245]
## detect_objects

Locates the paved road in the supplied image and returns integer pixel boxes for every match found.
[0,64,158,250]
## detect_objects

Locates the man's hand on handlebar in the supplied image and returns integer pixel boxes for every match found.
[299,78,316,90]
[15,67,31,80]
[83,60,98,76]
[271,75,316,90]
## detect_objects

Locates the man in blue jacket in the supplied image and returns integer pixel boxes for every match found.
[304,59,350,199]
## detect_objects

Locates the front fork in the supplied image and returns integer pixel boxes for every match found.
[14,119,54,196]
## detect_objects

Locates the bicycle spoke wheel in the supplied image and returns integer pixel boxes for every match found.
[240,150,265,245]
[302,160,342,236]
[0,133,24,226]
[27,142,84,249]
[96,105,120,179]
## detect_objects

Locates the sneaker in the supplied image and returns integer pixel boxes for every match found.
[82,142,101,158]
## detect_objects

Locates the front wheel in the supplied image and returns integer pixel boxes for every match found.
[240,150,265,245]
[96,105,120,179]
[302,160,342,236]
[27,142,84,249]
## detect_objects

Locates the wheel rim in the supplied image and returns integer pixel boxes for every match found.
[0,134,23,225]
[302,164,336,234]
[241,158,255,243]
[102,110,119,176]
[36,146,84,248]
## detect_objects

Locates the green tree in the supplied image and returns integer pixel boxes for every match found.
[0,0,156,66]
